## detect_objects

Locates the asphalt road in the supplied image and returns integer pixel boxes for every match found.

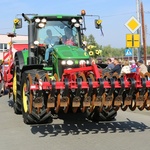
[0,95,150,150]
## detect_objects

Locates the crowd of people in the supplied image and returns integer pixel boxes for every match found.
[99,57,149,76]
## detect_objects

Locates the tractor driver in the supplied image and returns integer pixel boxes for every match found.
[62,27,75,46]
[44,29,55,61]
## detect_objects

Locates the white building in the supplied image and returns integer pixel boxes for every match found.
[0,34,28,60]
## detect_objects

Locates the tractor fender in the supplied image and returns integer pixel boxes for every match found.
[21,65,44,74]
[14,51,26,70]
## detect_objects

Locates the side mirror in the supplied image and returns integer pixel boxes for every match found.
[95,19,102,29]
[14,18,22,29]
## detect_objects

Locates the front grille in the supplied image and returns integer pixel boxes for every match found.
[58,60,80,78]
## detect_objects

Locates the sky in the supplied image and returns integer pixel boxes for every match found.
[0,0,150,48]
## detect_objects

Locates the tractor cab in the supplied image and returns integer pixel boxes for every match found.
[15,14,84,64]
[34,16,84,65]
[36,17,82,47]
[13,12,103,79]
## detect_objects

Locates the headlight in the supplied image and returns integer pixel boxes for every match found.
[34,40,39,45]
[71,18,76,23]
[38,23,45,28]
[67,60,74,65]
[74,23,80,28]
[41,18,47,23]
[79,19,83,24]
[79,60,86,65]
[35,18,40,23]
[61,60,66,65]
[86,60,90,65]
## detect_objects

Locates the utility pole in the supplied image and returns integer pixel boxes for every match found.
[136,0,141,61]
[141,2,147,65]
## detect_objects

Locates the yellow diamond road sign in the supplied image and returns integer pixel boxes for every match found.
[125,16,141,33]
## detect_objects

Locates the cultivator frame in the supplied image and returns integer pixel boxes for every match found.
[23,63,150,118]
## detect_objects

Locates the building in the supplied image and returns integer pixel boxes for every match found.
[0,34,28,60]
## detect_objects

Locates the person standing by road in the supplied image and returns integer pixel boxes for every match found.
[111,58,121,74]
[137,60,148,74]
[130,60,137,73]
[106,58,114,70]
[120,60,131,74]
[147,62,150,73]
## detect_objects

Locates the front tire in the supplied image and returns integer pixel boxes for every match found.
[21,69,53,124]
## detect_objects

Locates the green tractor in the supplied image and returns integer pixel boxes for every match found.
[12,11,116,124]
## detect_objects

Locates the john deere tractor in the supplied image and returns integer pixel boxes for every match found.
[11,11,118,124]
[10,10,150,125]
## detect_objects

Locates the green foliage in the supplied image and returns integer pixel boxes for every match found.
[102,45,124,58]
[83,34,150,59]
[83,34,125,58]
[147,46,150,55]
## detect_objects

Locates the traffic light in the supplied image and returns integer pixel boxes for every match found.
[14,18,22,29]
[95,19,102,29]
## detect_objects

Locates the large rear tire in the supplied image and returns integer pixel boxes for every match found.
[21,69,52,124]
[21,71,35,124]
[13,57,22,114]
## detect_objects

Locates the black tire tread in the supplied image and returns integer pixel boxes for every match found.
[13,56,22,114]
[21,69,51,124]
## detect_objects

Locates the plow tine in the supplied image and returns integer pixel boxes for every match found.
[145,89,150,110]
[145,80,150,110]
[47,80,56,108]
[83,78,93,107]
[144,75,150,110]
[60,78,69,108]
[136,78,146,110]
[104,78,115,108]
[146,87,150,107]
[114,78,125,110]
[33,74,43,113]
[72,78,82,108]
[125,78,136,111]
[95,78,105,107]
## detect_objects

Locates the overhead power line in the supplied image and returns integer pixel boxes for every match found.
[101,11,136,18]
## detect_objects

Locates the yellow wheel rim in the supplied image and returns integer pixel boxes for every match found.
[22,83,28,113]
[13,70,17,101]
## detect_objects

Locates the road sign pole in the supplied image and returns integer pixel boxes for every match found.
[132,48,134,60]
[125,16,141,59]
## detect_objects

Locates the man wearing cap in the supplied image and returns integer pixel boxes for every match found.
[137,60,148,74]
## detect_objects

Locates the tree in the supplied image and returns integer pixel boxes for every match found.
[84,33,125,58]
[87,34,97,45]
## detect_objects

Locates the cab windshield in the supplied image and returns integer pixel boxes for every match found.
[37,21,81,47]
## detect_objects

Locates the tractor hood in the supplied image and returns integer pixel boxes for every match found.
[53,45,89,59]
